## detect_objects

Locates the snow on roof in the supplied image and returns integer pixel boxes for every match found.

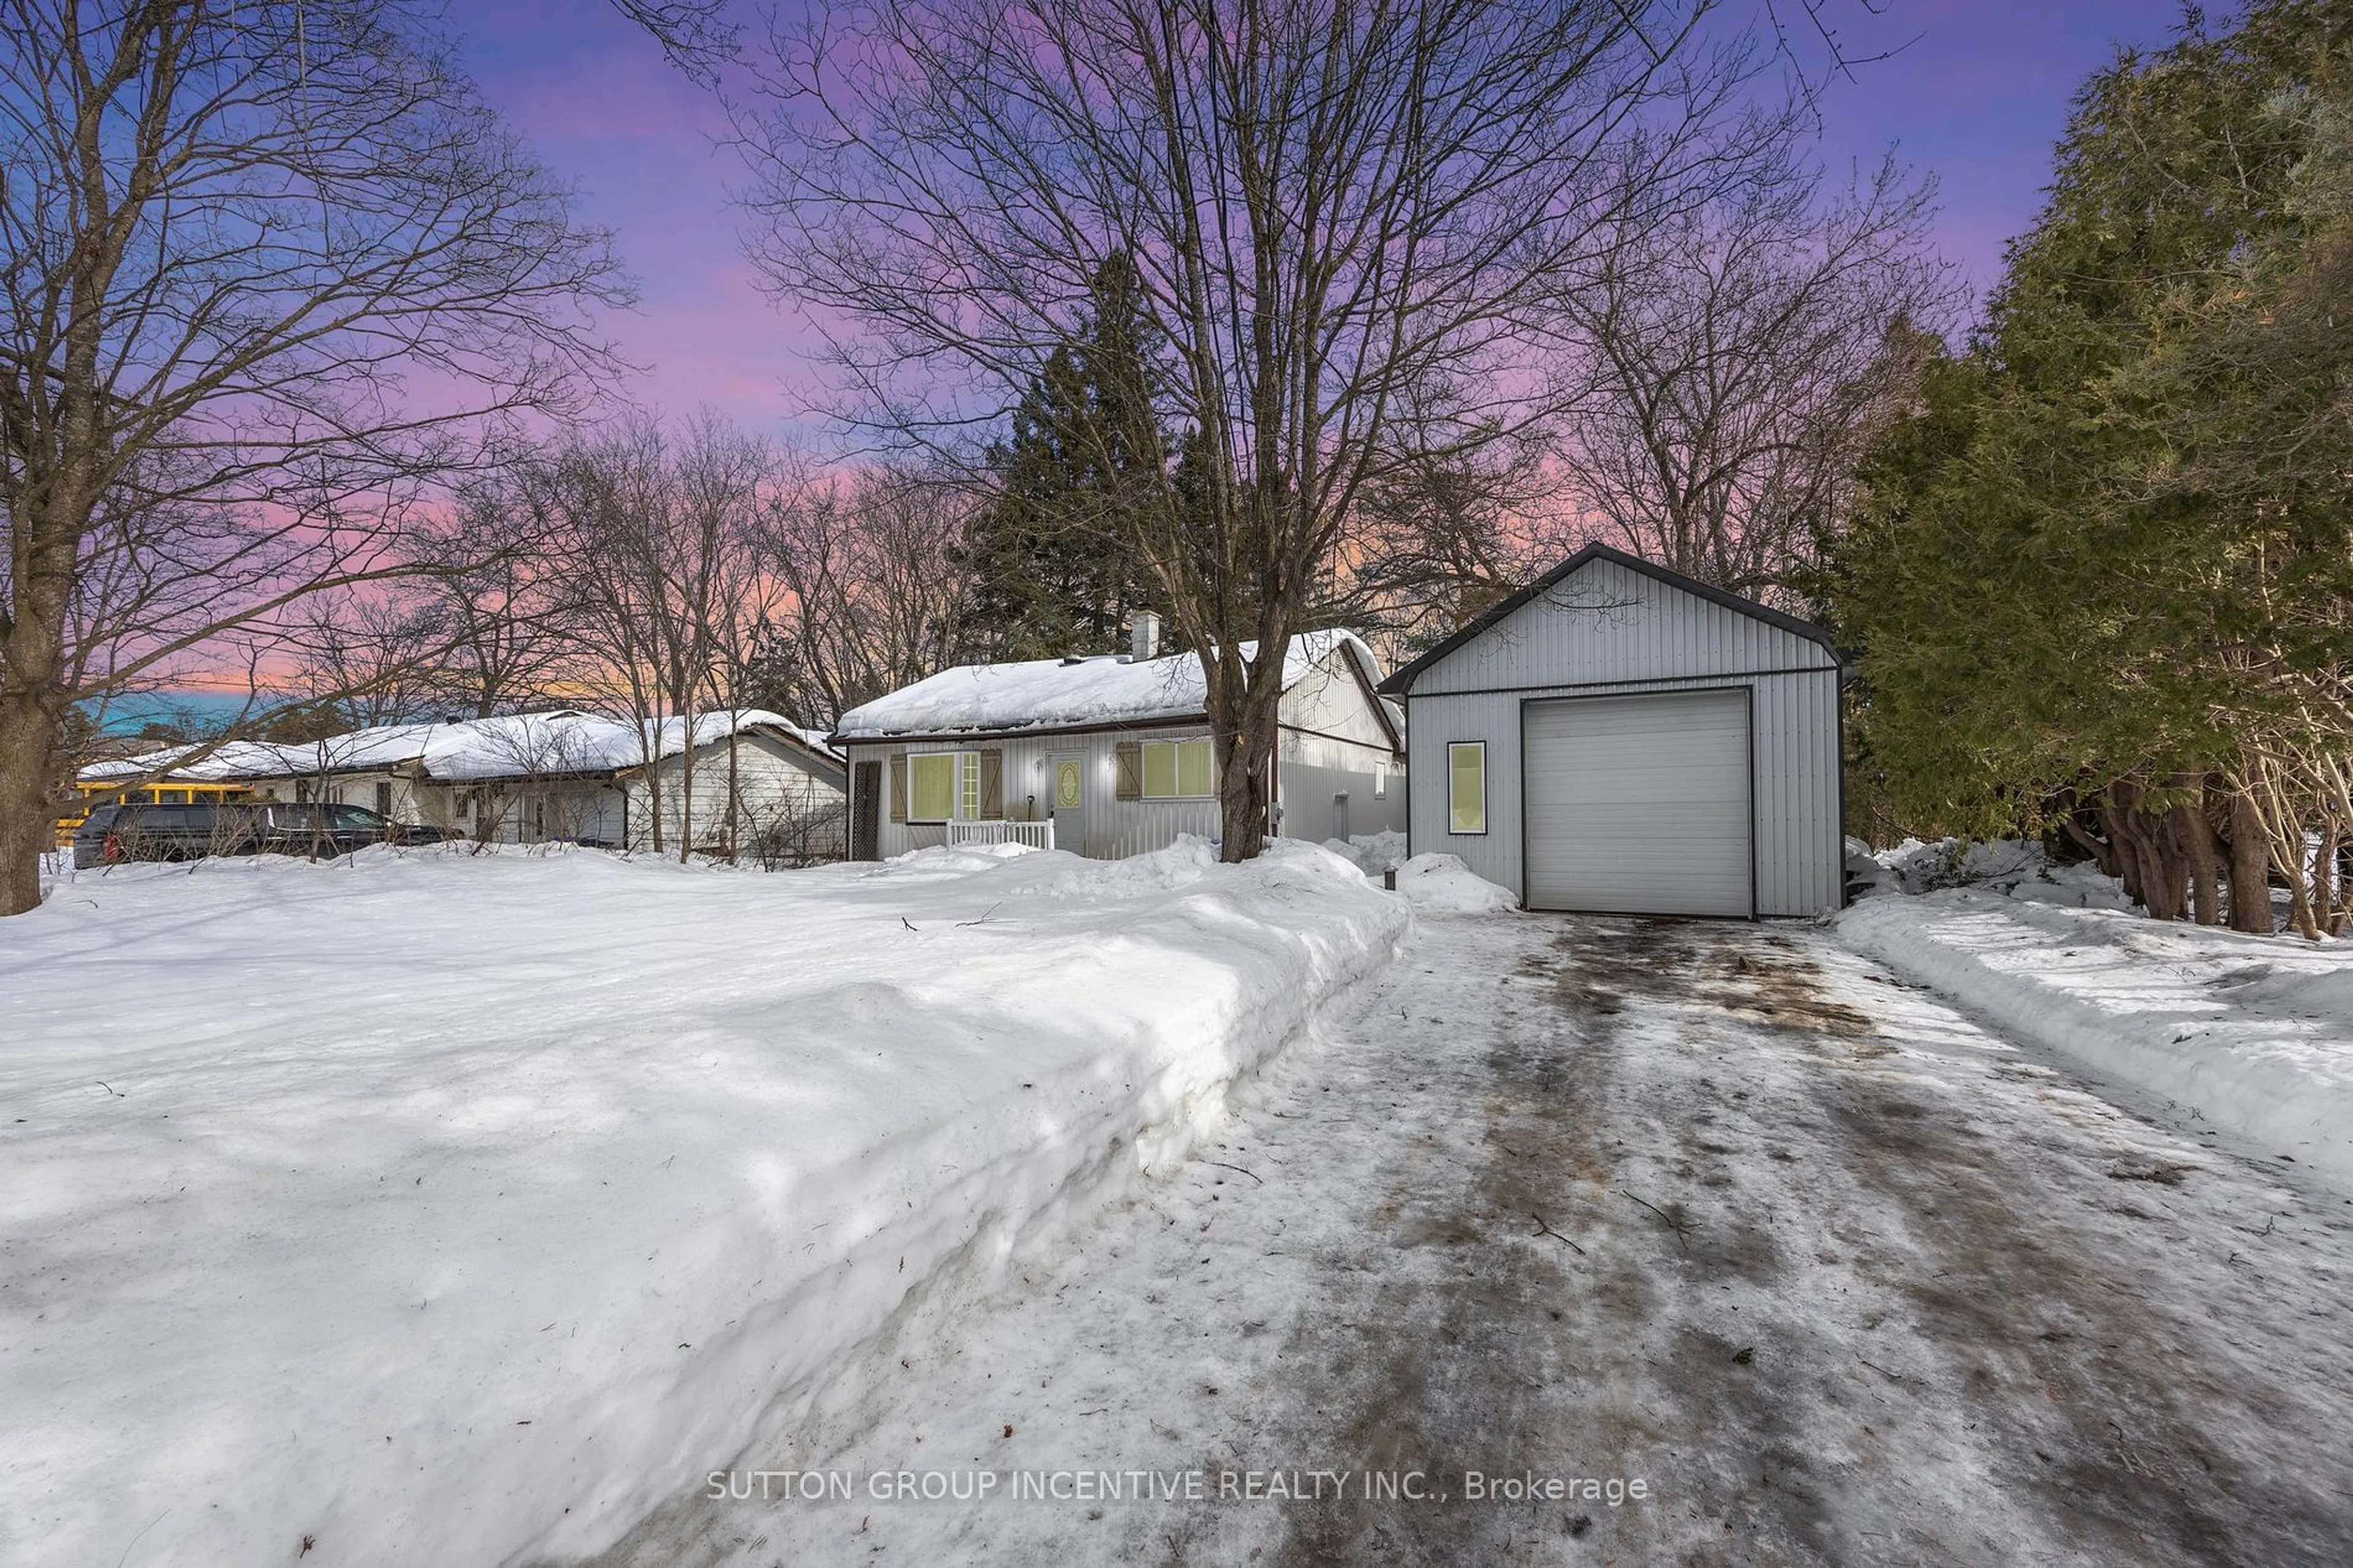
[835,629,1382,740]
[79,710,832,785]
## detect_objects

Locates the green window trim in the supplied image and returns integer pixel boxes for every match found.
[1142,738,1216,800]
[1448,742,1487,835]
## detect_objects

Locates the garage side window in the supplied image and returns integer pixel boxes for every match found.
[1447,742,1486,834]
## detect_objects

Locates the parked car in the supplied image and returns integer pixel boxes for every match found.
[72,801,448,868]
[245,802,449,857]
[72,802,255,868]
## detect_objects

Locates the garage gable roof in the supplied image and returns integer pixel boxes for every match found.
[1376,543,1842,695]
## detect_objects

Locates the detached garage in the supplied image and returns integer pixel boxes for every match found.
[1381,545,1846,918]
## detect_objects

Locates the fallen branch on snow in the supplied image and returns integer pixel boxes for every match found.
[1531,1213,1585,1256]
[1616,1189,1689,1254]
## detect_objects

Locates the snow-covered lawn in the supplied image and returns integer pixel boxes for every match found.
[1840,868,2353,1195]
[0,841,1403,1568]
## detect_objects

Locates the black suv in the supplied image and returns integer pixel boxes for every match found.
[73,801,448,868]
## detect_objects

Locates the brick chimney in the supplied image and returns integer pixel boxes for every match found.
[1130,608,1162,662]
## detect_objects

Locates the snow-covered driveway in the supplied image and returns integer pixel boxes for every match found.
[609,911,2353,1567]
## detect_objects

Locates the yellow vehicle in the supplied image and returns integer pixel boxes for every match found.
[56,779,255,844]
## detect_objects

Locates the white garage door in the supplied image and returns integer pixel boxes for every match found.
[1523,690,1752,916]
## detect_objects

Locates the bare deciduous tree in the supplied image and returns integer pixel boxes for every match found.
[743,0,1769,858]
[0,0,628,914]
[1550,137,1955,598]
[756,461,974,727]
[535,411,770,860]
[1340,377,1572,647]
[282,593,449,731]
[408,477,579,719]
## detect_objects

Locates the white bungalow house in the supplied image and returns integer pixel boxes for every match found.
[832,619,1406,861]
[80,710,849,862]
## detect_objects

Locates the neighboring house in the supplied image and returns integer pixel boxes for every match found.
[1378,543,1847,918]
[833,619,1406,862]
[80,710,849,862]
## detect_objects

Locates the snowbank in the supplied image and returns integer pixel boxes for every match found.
[0,839,1404,1567]
[1392,852,1518,914]
[1838,889,2353,1193]
[1869,835,2134,907]
[1316,828,1407,879]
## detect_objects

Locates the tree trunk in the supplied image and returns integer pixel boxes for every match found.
[2313,822,2337,936]
[678,704,697,865]
[0,682,62,918]
[725,727,741,865]
[2060,814,2121,879]
[2142,820,2184,921]
[2226,788,2272,933]
[2104,781,2175,916]
[2099,803,2146,909]
[1209,643,1286,863]
[1,495,80,917]
[2166,776,2221,926]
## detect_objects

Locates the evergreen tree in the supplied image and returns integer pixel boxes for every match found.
[1822,0,2353,933]
[961,255,1172,661]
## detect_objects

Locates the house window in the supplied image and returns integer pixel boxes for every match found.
[1373,761,1388,800]
[1448,742,1487,835]
[1142,738,1214,799]
[909,751,982,822]
[374,782,393,817]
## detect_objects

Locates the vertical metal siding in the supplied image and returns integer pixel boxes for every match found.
[1411,559,1835,694]
[1400,556,1841,915]
[1407,670,1843,917]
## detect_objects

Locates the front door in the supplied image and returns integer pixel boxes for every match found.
[1045,753,1087,855]
[851,760,882,861]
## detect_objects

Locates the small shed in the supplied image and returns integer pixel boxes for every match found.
[1378,544,1846,918]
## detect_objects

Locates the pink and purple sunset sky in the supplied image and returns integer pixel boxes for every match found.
[457,0,2182,443]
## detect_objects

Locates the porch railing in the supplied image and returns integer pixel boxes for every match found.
[945,818,1056,851]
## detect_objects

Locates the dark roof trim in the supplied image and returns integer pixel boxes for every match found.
[1334,638,1407,753]
[1376,543,1843,695]
[833,712,1213,749]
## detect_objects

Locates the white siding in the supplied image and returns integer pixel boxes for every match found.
[1399,557,1843,917]
[625,733,846,858]
[237,768,449,831]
